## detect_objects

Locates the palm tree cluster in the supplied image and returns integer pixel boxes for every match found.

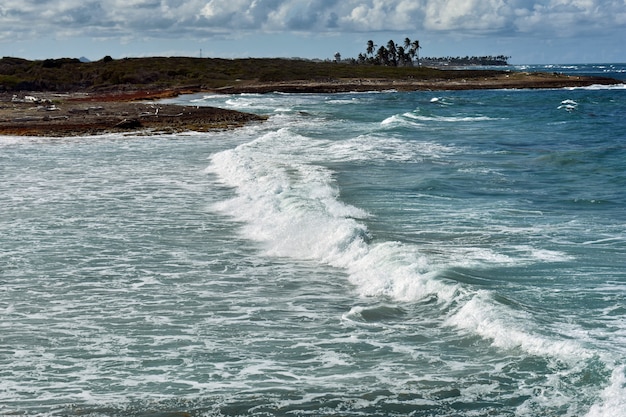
[346,38,510,67]
[356,38,421,67]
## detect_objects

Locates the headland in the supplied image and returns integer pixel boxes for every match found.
[1,57,622,136]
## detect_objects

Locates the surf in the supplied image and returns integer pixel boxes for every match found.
[208,123,594,362]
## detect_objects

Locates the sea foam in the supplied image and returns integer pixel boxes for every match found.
[208,125,592,364]
[584,365,626,417]
[208,129,451,302]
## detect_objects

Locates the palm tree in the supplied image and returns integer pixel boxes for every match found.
[410,40,421,66]
[376,46,390,66]
[366,40,376,57]
[404,37,411,51]
[386,40,397,66]
[399,46,410,66]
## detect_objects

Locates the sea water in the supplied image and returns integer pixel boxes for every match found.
[1,64,625,416]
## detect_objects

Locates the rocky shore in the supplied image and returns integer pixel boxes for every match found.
[214,71,622,93]
[0,71,621,137]
[0,90,266,137]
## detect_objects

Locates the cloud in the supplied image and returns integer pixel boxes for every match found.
[200,0,266,29]
[1,0,624,43]
[423,0,511,32]
[200,0,344,32]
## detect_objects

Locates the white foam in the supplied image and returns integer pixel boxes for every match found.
[380,114,405,125]
[196,94,228,101]
[208,129,461,306]
[445,290,588,360]
[209,130,369,264]
[558,99,578,111]
[585,365,626,417]
[0,135,25,146]
[326,98,357,104]
[327,134,459,163]
[208,124,596,364]
[342,241,458,303]
[566,83,626,91]
[512,245,574,262]
[409,114,498,122]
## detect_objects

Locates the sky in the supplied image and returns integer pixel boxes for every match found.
[1,0,625,64]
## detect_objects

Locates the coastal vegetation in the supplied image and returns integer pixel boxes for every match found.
[355,38,423,66]
[421,55,510,67]
[350,38,509,67]
[1,54,621,137]
[0,55,509,92]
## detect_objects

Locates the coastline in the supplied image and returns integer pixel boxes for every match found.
[211,71,622,94]
[1,71,622,137]
[0,90,266,137]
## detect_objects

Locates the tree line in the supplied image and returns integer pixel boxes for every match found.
[421,55,510,66]
[354,38,422,67]
[335,38,510,67]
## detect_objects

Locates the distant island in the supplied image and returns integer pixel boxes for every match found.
[0,54,622,136]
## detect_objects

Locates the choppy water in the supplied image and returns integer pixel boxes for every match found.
[1,64,625,417]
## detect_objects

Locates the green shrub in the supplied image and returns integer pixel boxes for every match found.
[0,74,21,89]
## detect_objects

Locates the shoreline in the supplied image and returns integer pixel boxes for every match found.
[210,71,622,94]
[0,91,267,137]
[1,72,622,137]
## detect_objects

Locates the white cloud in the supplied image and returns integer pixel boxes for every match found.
[423,0,511,31]
[266,2,332,30]
[342,0,396,31]
[0,0,624,43]
[512,0,623,33]
[201,0,255,23]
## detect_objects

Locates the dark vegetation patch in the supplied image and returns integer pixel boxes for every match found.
[0,56,507,92]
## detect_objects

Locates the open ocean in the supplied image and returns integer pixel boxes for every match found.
[1,64,625,417]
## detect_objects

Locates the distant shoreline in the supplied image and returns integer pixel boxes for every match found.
[1,69,622,137]
[207,71,621,94]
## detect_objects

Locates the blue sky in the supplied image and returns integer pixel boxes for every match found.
[1,0,625,64]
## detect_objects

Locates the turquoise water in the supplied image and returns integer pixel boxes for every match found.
[1,64,625,416]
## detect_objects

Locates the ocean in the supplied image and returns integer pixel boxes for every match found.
[1,63,625,417]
